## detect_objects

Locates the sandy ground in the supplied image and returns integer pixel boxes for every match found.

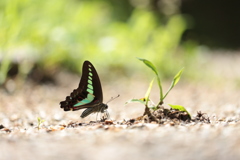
[1,53,240,160]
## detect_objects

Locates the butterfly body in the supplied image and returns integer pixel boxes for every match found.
[81,103,108,118]
[60,61,108,119]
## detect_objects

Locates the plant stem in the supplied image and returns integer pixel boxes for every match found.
[156,75,163,102]
[156,101,164,107]
[143,105,159,122]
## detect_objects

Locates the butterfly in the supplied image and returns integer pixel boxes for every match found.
[60,61,109,119]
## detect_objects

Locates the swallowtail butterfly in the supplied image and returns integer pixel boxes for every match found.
[60,61,109,119]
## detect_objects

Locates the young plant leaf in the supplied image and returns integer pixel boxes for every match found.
[172,67,184,86]
[137,58,158,76]
[125,79,154,108]
[125,98,146,105]
[37,117,45,130]
[163,68,184,99]
[168,104,191,118]
[137,58,163,103]
[144,79,154,106]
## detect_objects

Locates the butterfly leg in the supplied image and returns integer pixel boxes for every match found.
[96,111,100,121]
[99,110,110,121]
[104,110,110,120]
[96,108,106,122]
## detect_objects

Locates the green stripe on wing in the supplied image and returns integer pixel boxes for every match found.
[74,93,95,106]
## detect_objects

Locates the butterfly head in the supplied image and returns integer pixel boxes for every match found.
[101,103,108,112]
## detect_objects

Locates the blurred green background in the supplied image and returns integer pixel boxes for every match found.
[0,0,238,86]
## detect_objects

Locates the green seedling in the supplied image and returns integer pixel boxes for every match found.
[126,58,191,119]
[37,117,45,130]
[137,58,184,105]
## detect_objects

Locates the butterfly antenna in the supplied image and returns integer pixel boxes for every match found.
[106,94,120,104]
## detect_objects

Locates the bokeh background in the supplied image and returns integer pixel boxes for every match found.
[2,0,240,86]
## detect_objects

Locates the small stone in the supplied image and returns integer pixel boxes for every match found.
[170,122,175,126]
[105,120,114,125]
[0,124,5,129]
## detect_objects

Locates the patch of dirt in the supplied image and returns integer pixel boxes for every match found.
[124,108,210,126]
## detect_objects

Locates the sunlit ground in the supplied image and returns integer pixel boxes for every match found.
[1,51,240,160]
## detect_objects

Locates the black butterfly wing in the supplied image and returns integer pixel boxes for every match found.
[79,61,103,103]
[60,61,103,111]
